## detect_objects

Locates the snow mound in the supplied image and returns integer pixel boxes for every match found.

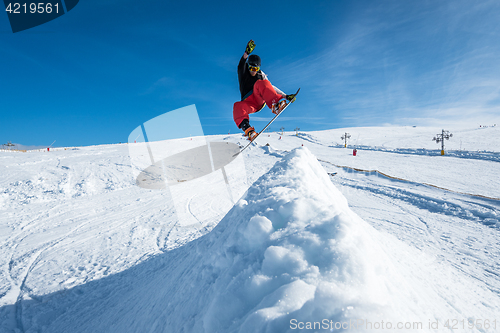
[19,147,424,332]
[194,147,422,332]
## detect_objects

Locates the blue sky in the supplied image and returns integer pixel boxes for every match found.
[2,0,500,147]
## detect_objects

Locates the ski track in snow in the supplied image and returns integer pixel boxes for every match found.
[318,162,500,299]
[0,146,232,332]
[1,126,499,332]
[333,171,500,228]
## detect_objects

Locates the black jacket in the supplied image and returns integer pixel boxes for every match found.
[237,55,266,100]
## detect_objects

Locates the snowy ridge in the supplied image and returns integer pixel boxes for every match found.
[7,147,425,332]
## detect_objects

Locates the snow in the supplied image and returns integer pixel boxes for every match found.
[1,125,499,332]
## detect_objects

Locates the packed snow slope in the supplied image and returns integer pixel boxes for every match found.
[1,125,499,332]
[0,147,484,333]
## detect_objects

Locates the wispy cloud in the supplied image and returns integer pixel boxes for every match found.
[272,1,500,128]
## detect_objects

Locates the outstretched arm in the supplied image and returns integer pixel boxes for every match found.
[239,40,255,74]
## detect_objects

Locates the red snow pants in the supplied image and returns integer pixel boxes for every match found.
[233,80,284,128]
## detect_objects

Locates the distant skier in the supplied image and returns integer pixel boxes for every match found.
[233,40,297,140]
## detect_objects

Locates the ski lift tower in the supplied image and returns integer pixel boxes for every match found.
[341,133,351,147]
[3,141,15,150]
[433,129,453,155]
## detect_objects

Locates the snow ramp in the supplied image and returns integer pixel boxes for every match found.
[16,147,428,333]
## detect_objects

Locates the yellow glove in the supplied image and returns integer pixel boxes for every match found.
[245,40,256,54]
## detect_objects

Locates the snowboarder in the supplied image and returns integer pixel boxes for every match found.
[233,40,297,140]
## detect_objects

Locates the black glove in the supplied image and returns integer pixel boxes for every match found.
[245,40,256,54]
[286,93,297,103]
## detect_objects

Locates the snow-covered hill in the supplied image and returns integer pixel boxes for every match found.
[1,126,499,332]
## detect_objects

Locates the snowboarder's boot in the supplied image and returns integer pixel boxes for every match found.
[272,99,287,115]
[244,127,258,141]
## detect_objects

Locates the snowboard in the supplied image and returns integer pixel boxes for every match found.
[234,88,300,157]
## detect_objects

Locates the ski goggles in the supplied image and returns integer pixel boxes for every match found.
[248,64,260,72]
